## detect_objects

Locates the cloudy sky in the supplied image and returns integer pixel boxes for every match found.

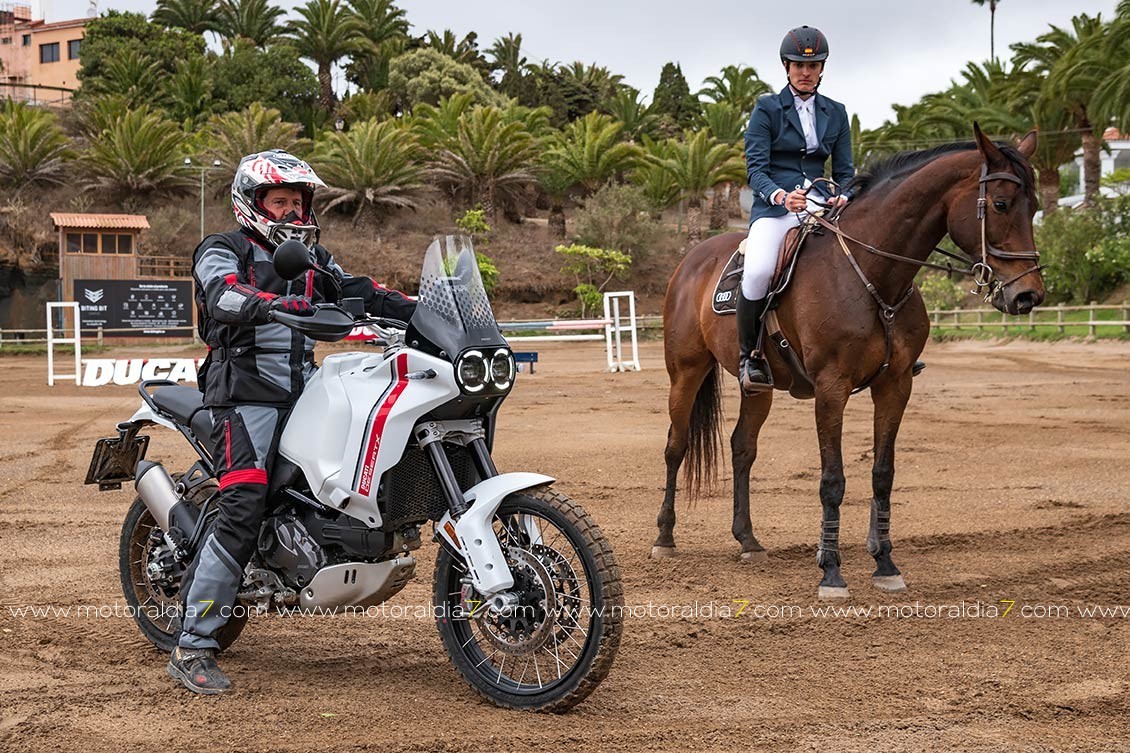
[45,0,1120,129]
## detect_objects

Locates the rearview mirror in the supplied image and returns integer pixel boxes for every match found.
[273,240,313,281]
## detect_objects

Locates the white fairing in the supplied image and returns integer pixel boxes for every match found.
[436,472,555,595]
[279,349,459,527]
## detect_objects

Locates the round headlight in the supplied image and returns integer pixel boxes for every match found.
[457,350,487,392]
[490,350,514,390]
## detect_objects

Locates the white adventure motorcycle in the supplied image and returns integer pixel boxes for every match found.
[85,236,623,711]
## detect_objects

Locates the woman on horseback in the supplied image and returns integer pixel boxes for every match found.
[738,25,855,395]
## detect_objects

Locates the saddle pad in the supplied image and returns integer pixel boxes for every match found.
[711,248,743,315]
[712,225,811,316]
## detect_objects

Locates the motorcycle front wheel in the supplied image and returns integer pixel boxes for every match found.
[433,486,623,712]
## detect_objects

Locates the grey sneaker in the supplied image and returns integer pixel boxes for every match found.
[167,646,232,694]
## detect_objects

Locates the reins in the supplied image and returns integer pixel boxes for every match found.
[794,166,1043,392]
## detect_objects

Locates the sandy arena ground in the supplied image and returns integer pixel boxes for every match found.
[1,338,1129,752]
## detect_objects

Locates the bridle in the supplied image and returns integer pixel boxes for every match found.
[971,164,1044,299]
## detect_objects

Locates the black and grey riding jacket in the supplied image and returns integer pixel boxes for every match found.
[192,229,415,408]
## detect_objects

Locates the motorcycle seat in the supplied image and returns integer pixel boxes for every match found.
[150,385,204,426]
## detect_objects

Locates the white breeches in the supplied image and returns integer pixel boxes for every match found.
[740,213,803,300]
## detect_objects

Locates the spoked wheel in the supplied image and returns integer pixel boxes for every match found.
[118,479,247,652]
[433,487,623,711]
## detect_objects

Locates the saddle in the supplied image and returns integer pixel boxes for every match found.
[712,214,825,399]
[711,219,819,316]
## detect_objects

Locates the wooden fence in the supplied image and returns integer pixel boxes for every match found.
[928,302,1130,336]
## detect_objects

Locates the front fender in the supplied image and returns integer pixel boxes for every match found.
[437,472,555,595]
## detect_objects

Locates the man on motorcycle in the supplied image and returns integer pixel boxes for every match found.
[168,149,416,694]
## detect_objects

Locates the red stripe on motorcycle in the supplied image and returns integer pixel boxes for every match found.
[305,269,314,298]
[356,352,410,496]
[219,468,267,488]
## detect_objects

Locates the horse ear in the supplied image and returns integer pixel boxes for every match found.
[972,122,1007,168]
[1016,129,1038,158]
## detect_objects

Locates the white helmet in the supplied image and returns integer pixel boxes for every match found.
[231,149,326,247]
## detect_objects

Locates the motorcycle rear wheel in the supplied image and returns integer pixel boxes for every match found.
[433,486,623,712]
[118,479,247,653]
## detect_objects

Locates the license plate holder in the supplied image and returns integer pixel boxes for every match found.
[85,432,150,491]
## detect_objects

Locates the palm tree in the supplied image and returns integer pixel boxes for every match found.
[0,102,73,191]
[542,111,641,194]
[167,56,214,126]
[425,105,540,219]
[699,102,746,228]
[971,0,1001,62]
[698,64,770,115]
[602,87,658,142]
[97,49,167,108]
[1090,7,1130,132]
[152,0,221,34]
[412,93,476,147]
[82,106,193,198]
[205,103,305,183]
[487,33,528,99]
[423,29,489,75]
[217,0,286,47]
[311,118,429,223]
[658,129,745,248]
[557,61,624,120]
[1013,14,1110,205]
[290,0,363,112]
[347,0,408,91]
[630,136,681,216]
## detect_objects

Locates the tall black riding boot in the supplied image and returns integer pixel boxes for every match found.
[737,293,772,396]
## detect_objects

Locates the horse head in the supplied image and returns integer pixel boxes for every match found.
[946,123,1045,315]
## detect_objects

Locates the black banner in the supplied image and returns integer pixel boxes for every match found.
[74,279,193,336]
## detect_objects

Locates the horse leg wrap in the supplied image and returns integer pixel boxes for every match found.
[866,501,891,556]
[816,520,841,567]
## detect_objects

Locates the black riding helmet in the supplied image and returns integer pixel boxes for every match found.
[780,26,829,63]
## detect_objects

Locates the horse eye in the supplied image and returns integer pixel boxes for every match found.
[993,200,1009,212]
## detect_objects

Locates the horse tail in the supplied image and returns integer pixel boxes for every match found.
[684,363,724,499]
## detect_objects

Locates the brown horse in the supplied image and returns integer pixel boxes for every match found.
[655,124,1045,598]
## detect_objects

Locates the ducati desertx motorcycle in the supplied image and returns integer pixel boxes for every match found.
[85,236,623,711]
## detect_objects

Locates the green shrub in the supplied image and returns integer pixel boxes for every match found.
[455,207,491,237]
[917,272,966,310]
[572,182,659,257]
[1036,196,1130,302]
[475,252,499,295]
[555,243,631,317]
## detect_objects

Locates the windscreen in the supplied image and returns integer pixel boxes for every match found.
[408,235,507,358]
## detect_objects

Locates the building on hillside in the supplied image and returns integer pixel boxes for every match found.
[0,3,86,106]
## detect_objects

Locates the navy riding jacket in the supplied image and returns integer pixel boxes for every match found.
[744,85,855,225]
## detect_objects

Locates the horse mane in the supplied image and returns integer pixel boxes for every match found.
[847,141,1035,200]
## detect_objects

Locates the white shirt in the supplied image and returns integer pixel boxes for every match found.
[793,93,819,152]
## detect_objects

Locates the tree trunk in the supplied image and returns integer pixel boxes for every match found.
[318,62,335,112]
[989,2,996,62]
[728,181,743,219]
[1037,166,1060,216]
[685,199,702,251]
[549,201,566,239]
[708,184,728,232]
[1080,124,1101,207]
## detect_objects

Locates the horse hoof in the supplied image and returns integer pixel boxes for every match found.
[740,549,768,564]
[650,546,677,559]
[817,586,851,600]
[872,575,907,593]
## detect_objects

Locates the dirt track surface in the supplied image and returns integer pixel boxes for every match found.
[1,339,1129,752]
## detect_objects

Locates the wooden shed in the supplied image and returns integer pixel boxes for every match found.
[51,213,150,301]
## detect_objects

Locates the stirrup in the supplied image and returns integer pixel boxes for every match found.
[739,355,773,396]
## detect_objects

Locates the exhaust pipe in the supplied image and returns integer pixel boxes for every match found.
[135,461,200,551]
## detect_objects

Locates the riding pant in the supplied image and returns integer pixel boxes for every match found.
[177,402,295,650]
[741,212,803,300]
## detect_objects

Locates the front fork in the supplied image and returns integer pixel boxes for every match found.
[417,421,554,597]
